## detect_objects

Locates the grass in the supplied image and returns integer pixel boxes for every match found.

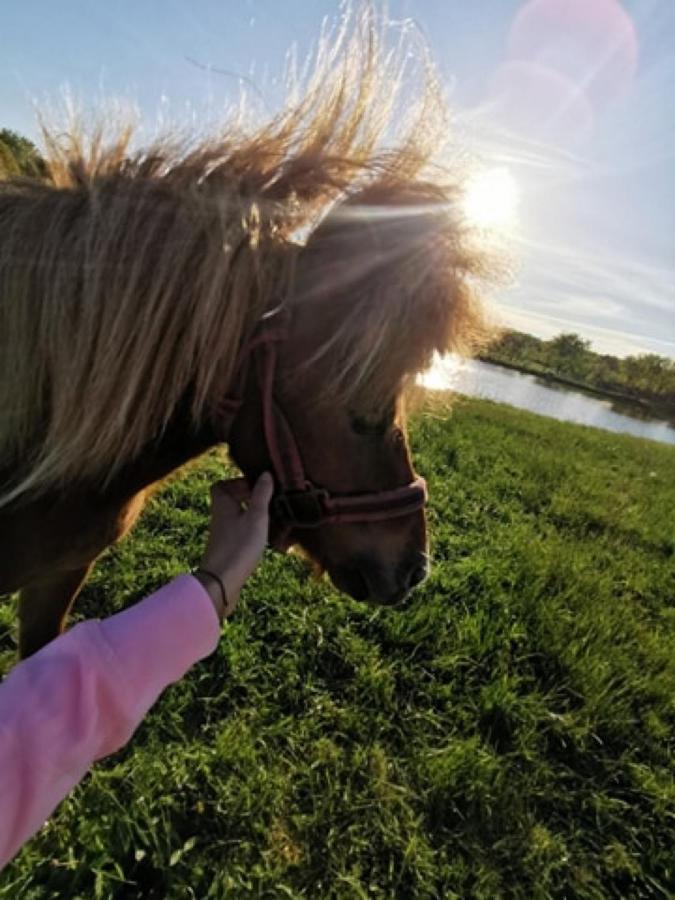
[1,396,674,898]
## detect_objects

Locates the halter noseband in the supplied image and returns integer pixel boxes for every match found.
[215,309,427,548]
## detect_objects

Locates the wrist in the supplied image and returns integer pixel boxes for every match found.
[192,569,226,622]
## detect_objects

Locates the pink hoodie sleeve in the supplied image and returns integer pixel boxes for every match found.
[0,574,220,869]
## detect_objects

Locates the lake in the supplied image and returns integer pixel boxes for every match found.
[420,357,675,447]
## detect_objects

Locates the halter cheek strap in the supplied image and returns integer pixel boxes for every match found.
[214,309,427,549]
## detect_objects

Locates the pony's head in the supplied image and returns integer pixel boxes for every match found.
[228,182,487,605]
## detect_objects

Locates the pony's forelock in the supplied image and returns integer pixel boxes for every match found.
[287,182,498,416]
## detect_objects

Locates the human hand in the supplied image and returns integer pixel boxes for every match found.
[195,472,274,619]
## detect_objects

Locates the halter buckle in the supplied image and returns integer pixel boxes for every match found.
[271,487,329,528]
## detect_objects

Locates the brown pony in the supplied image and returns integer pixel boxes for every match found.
[0,13,491,658]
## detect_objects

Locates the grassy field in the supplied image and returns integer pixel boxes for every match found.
[1,397,674,899]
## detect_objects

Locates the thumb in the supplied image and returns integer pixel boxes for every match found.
[248,472,274,514]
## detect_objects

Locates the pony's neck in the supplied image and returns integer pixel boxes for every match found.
[105,392,221,501]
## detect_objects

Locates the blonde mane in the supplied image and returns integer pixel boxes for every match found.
[0,9,494,509]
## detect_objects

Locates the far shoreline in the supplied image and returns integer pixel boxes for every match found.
[478,355,675,424]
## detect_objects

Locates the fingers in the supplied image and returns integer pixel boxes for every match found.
[248,472,274,515]
[210,473,274,515]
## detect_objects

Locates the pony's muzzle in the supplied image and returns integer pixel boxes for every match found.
[330,552,429,606]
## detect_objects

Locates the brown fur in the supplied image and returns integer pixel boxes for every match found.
[0,9,496,656]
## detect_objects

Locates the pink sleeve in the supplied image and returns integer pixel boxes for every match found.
[0,574,219,869]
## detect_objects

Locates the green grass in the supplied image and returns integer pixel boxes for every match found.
[1,397,674,898]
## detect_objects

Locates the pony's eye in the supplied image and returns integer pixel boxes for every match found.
[349,403,395,436]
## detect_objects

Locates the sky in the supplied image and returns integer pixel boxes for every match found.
[1,0,674,359]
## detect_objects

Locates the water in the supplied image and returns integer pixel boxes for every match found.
[420,358,675,447]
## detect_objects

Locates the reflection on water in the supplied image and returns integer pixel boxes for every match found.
[420,357,675,447]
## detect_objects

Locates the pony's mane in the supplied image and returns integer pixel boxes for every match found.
[0,9,496,508]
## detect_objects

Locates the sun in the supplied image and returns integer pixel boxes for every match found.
[462,166,520,230]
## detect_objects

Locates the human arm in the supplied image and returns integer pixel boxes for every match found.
[0,472,273,869]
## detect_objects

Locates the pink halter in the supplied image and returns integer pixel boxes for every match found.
[215,309,427,548]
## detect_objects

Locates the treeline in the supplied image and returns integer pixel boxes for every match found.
[0,129,46,178]
[483,331,675,409]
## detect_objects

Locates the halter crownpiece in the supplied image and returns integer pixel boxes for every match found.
[215,308,427,549]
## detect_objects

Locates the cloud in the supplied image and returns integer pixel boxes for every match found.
[487,230,675,357]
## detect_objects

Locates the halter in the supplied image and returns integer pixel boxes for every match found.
[215,309,427,548]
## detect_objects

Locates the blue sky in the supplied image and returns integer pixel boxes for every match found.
[2,0,674,358]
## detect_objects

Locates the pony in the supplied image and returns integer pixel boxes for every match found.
[0,11,493,658]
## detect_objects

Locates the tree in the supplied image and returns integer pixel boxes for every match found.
[621,354,675,397]
[546,333,591,379]
[0,129,46,178]
[487,330,543,364]
[0,140,20,177]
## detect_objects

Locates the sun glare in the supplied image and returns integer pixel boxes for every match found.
[462,166,520,230]
[418,352,465,392]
